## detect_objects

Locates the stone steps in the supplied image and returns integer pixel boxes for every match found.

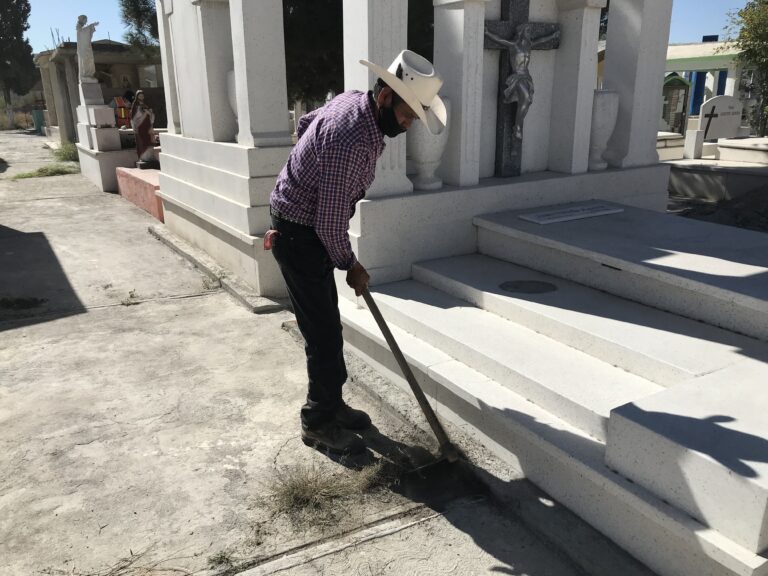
[338,294,768,576]
[367,280,660,443]
[474,201,768,341]
[412,254,760,387]
[338,200,768,575]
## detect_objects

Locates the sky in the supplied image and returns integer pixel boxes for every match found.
[24,0,751,54]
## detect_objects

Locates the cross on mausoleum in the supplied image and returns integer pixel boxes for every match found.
[703,106,719,140]
[485,0,561,177]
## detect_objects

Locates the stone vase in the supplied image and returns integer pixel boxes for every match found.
[406,98,451,190]
[589,90,619,171]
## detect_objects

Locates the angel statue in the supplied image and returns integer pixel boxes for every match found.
[76,15,99,82]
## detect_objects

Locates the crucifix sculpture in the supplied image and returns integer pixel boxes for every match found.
[485,0,561,177]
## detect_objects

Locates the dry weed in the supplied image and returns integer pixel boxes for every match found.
[266,460,398,526]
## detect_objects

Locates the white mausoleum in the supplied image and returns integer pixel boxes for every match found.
[155,2,768,576]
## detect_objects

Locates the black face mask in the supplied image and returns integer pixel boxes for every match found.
[378,105,406,138]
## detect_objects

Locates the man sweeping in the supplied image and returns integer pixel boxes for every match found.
[269,50,446,455]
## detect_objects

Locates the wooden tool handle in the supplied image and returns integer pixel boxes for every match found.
[361,288,457,460]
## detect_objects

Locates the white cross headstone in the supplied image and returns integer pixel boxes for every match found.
[699,95,743,140]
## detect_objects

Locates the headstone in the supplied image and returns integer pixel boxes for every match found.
[484,0,560,177]
[699,95,743,140]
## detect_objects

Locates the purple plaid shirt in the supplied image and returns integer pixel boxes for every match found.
[270,91,385,270]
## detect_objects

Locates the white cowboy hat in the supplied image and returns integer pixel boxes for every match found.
[360,50,447,135]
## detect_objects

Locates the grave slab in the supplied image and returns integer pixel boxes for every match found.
[475,201,768,340]
[606,362,768,554]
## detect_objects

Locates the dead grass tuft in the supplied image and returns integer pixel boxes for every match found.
[39,545,197,575]
[207,550,236,570]
[266,460,398,525]
[11,163,80,180]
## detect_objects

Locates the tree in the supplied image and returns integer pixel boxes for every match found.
[119,0,159,47]
[725,0,768,135]
[0,0,37,106]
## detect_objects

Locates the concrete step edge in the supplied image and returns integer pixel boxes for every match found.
[369,281,661,442]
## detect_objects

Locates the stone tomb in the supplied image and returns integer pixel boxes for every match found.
[148,0,768,574]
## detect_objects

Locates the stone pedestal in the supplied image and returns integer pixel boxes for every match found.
[75,76,135,190]
[343,0,413,198]
[683,129,705,159]
[433,0,489,187]
[78,82,104,106]
[602,0,673,168]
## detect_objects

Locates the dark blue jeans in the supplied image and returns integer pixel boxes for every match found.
[270,215,347,428]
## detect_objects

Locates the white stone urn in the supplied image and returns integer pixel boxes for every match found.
[589,89,619,171]
[406,98,451,190]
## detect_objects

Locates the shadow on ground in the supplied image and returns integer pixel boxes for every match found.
[0,223,86,331]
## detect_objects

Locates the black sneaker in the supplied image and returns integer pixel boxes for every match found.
[334,402,372,430]
[301,421,366,455]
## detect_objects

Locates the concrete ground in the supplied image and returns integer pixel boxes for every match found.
[0,131,596,576]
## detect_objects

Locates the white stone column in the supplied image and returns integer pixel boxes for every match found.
[38,58,58,126]
[432,0,488,187]
[192,0,237,142]
[602,0,673,168]
[548,0,605,174]
[50,62,74,143]
[156,0,181,134]
[343,0,413,198]
[726,62,741,97]
[229,0,293,148]
[64,57,80,122]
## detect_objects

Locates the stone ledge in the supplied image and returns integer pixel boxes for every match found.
[148,223,284,314]
[117,168,163,222]
[159,152,273,207]
[156,191,257,246]
[159,171,271,235]
[158,132,292,178]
